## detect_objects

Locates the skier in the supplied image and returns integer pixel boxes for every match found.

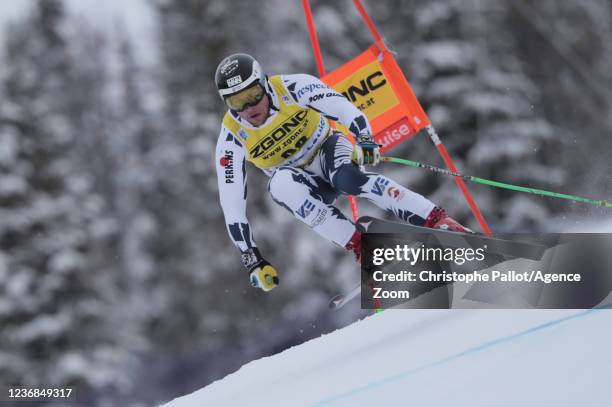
[215,53,472,292]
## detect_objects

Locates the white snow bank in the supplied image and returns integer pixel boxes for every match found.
[161,306,612,407]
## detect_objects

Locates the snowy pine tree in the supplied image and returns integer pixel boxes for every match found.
[0,0,127,394]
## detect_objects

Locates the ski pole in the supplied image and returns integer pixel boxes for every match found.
[383,156,612,208]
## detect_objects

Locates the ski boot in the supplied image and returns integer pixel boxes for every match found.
[345,229,362,263]
[424,207,474,234]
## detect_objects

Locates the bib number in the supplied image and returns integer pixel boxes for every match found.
[280,135,309,159]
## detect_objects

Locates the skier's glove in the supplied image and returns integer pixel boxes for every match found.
[241,248,279,292]
[352,134,381,166]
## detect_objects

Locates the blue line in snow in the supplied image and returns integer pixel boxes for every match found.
[310,304,612,406]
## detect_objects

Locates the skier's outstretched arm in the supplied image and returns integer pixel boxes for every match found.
[283,73,380,165]
[215,127,279,291]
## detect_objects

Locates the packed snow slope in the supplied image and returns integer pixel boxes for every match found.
[161,306,612,407]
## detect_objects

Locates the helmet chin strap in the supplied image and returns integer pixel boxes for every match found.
[263,76,279,114]
[268,94,278,113]
[262,94,273,124]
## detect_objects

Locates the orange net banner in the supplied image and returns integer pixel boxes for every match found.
[322,44,430,153]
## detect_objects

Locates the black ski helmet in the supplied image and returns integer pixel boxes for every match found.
[215,53,265,99]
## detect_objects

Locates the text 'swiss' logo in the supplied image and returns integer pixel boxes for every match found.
[249,110,308,158]
[341,71,386,102]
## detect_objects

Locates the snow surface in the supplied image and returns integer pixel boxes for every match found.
[161,306,612,407]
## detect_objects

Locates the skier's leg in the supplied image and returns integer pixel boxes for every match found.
[267,166,357,247]
[314,132,435,226]
[315,132,473,232]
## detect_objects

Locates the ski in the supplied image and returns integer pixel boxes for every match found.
[330,240,423,311]
[329,285,361,310]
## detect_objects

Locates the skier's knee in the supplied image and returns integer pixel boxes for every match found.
[268,166,296,198]
[332,164,369,195]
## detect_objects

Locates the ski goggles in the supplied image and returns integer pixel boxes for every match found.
[224,84,266,112]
